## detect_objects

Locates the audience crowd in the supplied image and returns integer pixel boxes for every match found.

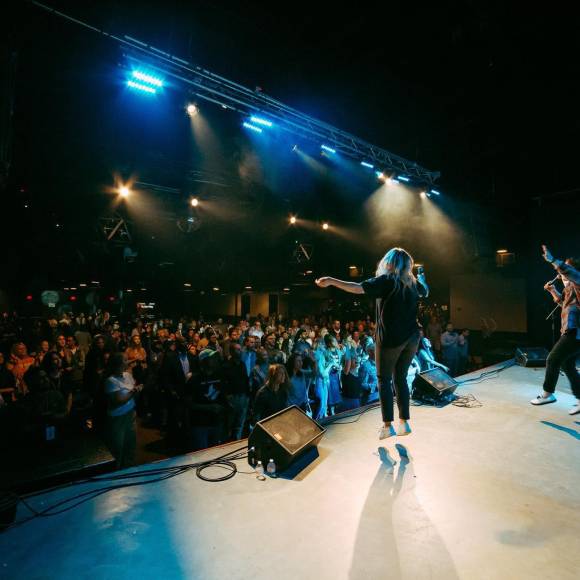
[0,303,475,469]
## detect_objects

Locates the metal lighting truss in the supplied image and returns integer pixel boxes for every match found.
[32,1,440,184]
[122,44,440,185]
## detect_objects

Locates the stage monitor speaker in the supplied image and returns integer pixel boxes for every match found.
[248,406,325,474]
[412,368,458,400]
[515,347,549,367]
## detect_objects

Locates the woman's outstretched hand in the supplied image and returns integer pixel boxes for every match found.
[315,277,332,288]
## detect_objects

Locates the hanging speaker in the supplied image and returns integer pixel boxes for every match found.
[248,406,325,474]
[412,368,458,400]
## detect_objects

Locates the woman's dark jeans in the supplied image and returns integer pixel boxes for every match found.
[377,332,420,422]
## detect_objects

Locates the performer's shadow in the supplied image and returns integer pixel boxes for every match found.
[541,420,580,441]
[349,444,458,580]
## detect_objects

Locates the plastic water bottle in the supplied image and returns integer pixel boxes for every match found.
[266,458,276,477]
[255,461,264,477]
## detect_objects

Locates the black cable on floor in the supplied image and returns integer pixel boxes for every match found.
[1,445,250,532]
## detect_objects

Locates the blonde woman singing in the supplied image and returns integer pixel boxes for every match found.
[316,247,428,439]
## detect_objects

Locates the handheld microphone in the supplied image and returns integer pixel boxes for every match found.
[545,274,560,286]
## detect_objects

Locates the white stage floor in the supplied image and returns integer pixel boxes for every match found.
[1,363,579,580]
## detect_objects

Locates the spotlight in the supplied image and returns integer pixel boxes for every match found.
[397,175,410,182]
[213,287,220,291]
[250,116,273,128]
[191,197,199,207]
[321,145,336,154]
[289,215,297,224]
[186,103,199,117]
[376,171,385,180]
[131,71,163,87]
[119,186,130,197]
[496,249,508,254]
[292,145,299,152]
[420,191,427,199]
[283,287,290,292]
[361,161,374,169]
[127,80,157,94]
[243,122,263,133]
[322,222,329,230]
[245,286,252,290]
[430,189,441,196]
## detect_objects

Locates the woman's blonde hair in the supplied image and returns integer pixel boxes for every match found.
[375,247,416,289]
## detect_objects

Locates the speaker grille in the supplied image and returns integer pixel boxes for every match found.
[420,368,458,392]
[260,406,323,454]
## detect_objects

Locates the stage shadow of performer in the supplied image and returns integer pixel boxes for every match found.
[541,420,580,441]
[349,444,459,580]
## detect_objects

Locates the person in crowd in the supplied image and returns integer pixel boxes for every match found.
[250,347,269,399]
[426,315,443,356]
[54,334,68,361]
[292,328,312,358]
[286,353,313,414]
[10,342,35,396]
[34,340,51,366]
[189,348,228,449]
[221,327,240,360]
[264,331,286,364]
[531,246,580,415]
[313,334,343,420]
[342,331,366,411]
[103,353,142,469]
[84,335,108,397]
[222,343,251,440]
[206,332,223,356]
[253,364,291,422]
[125,334,148,386]
[41,350,66,398]
[416,329,450,373]
[330,319,343,344]
[0,351,16,403]
[277,330,293,361]
[456,329,470,375]
[240,335,257,378]
[248,320,264,341]
[161,338,196,439]
[316,247,429,438]
[441,323,459,376]
[359,343,379,405]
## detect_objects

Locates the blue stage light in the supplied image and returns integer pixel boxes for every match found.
[321,145,336,154]
[250,116,273,127]
[132,71,164,87]
[127,80,157,94]
[397,175,410,182]
[361,161,374,169]
[430,189,441,195]
[243,122,263,133]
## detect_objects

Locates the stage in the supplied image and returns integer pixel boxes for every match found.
[1,362,579,580]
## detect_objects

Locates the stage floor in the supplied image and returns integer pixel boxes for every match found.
[1,363,579,580]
